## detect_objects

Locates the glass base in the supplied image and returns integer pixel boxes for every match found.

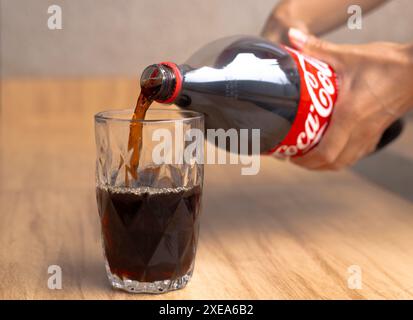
[105,262,193,294]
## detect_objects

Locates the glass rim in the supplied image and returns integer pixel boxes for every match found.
[94,107,204,123]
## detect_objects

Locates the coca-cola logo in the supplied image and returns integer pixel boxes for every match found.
[272,47,338,157]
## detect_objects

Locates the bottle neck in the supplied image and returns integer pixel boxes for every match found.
[139,62,182,104]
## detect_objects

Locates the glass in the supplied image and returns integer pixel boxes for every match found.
[94,107,204,293]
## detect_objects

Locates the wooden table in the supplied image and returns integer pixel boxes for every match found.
[1,78,413,299]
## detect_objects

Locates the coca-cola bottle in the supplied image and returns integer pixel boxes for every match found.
[140,36,403,156]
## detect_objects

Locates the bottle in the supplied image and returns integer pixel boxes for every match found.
[140,36,403,156]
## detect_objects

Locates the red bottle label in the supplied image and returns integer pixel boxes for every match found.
[269,46,338,158]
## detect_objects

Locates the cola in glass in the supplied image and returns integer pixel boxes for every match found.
[96,184,202,283]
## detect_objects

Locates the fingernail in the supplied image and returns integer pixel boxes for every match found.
[288,28,308,49]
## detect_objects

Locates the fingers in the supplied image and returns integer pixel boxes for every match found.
[261,19,281,43]
[314,136,373,171]
[288,28,308,49]
[290,90,361,170]
[261,14,291,44]
[288,28,343,72]
[287,28,354,170]
[293,113,391,171]
[321,115,392,170]
[290,104,354,170]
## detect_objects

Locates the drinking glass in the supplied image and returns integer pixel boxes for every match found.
[94,107,204,293]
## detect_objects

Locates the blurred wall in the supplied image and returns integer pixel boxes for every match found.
[1,0,412,77]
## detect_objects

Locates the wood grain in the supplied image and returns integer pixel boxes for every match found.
[1,78,413,299]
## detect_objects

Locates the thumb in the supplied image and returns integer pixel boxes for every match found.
[288,28,340,68]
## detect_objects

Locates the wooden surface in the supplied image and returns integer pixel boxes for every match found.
[1,78,413,299]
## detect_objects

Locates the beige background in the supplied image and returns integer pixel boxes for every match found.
[1,0,412,77]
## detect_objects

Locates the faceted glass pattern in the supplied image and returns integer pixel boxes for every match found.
[94,108,204,293]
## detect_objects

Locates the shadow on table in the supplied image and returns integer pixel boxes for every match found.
[352,150,413,204]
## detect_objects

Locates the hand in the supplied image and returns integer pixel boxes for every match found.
[261,0,389,45]
[288,28,413,170]
[261,2,309,45]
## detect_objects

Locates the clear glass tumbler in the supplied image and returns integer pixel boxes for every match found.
[94,108,204,293]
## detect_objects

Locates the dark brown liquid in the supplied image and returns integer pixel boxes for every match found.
[96,184,202,282]
[125,93,153,185]
[125,68,163,185]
